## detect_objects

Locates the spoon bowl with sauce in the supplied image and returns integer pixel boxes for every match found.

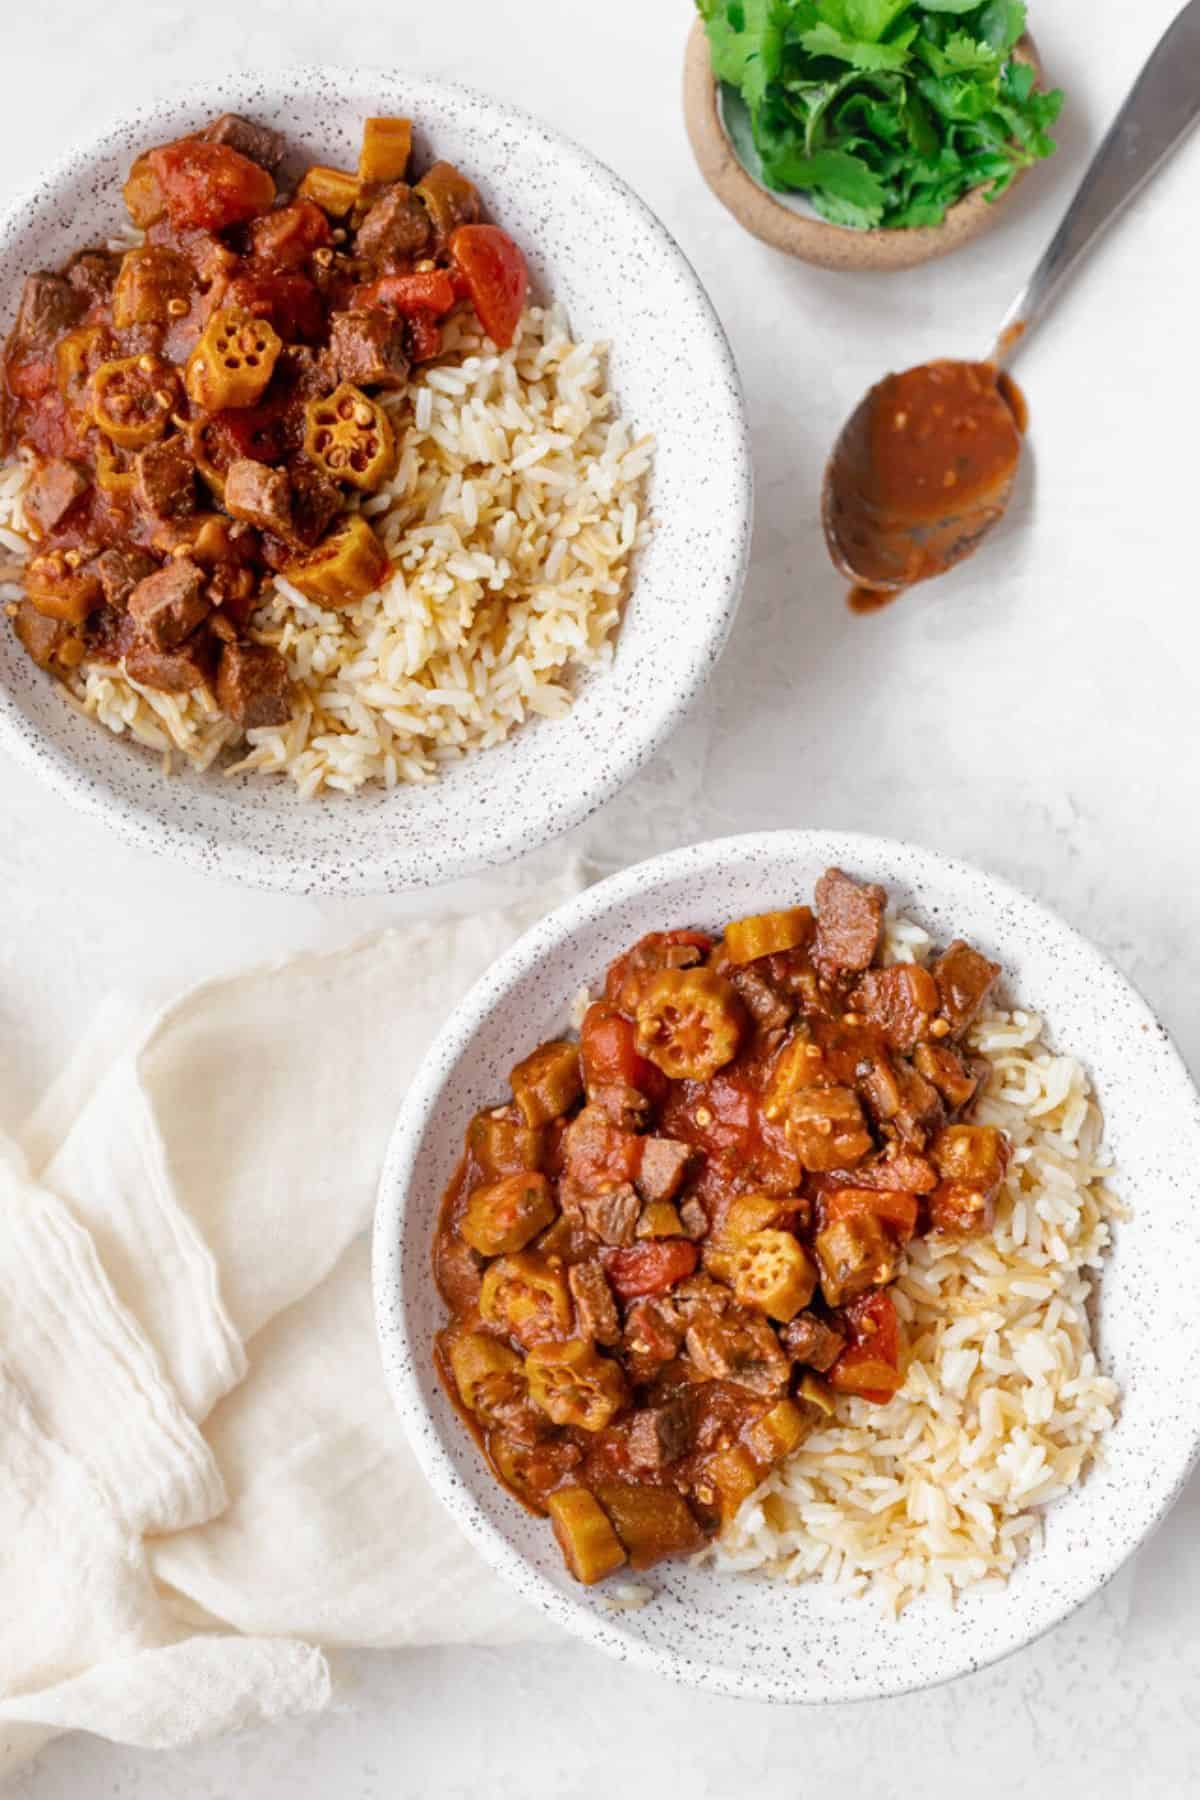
[825,361,1027,613]
[825,0,1200,611]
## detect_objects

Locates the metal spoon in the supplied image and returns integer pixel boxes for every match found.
[823,0,1200,604]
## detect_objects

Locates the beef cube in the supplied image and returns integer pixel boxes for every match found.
[12,600,79,673]
[562,1104,641,1194]
[932,940,1000,1037]
[780,1311,846,1373]
[636,1137,692,1205]
[627,1397,693,1471]
[127,557,210,649]
[216,638,292,728]
[678,1197,708,1241]
[622,1297,685,1381]
[201,112,286,171]
[859,1053,902,1131]
[567,1260,620,1347]
[578,1183,641,1247]
[85,601,137,663]
[66,249,121,306]
[354,183,432,263]
[889,1059,943,1146]
[93,546,158,609]
[814,1214,899,1308]
[276,344,337,402]
[590,1082,651,1131]
[133,436,197,522]
[837,1147,938,1194]
[287,458,343,549]
[813,867,886,977]
[329,308,410,390]
[861,1051,942,1146]
[206,554,261,630]
[914,1042,983,1110]
[23,459,88,538]
[730,964,793,1031]
[784,1086,873,1172]
[224,459,293,538]
[850,964,940,1052]
[125,633,214,693]
[13,272,82,348]
[684,1308,789,1398]
[673,1274,734,1318]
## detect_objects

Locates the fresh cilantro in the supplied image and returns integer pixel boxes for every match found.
[976,0,1026,50]
[798,20,919,70]
[698,0,786,109]
[821,0,912,39]
[697,0,1062,229]
[918,28,1002,76]
[762,145,891,225]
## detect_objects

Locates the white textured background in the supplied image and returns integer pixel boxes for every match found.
[5,1,1200,1794]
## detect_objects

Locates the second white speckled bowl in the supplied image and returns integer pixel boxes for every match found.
[374,830,1200,1701]
[0,71,751,893]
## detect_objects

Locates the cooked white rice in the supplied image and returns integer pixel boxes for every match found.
[705,916,1123,1615]
[0,302,653,795]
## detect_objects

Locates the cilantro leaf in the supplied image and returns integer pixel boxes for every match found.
[828,0,913,40]
[976,0,1026,50]
[798,19,917,70]
[763,146,890,225]
[696,0,1063,229]
[699,0,786,111]
[919,28,1002,76]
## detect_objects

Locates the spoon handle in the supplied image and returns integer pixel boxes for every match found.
[991,0,1200,365]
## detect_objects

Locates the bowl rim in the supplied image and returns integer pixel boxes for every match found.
[373,827,1200,1700]
[0,65,752,895]
[682,18,1041,273]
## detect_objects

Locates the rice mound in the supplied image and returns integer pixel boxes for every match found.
[705,917,1122,1615]
[0,302,653,795]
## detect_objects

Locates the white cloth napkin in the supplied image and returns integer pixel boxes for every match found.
[0,874,583,1781]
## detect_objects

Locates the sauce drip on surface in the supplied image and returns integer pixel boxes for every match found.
[824,359,1026,614]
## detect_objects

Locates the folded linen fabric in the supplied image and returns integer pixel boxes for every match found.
[0,874,581,1780]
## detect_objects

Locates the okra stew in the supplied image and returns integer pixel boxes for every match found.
[434,868,1010,1586]
[1,111,526,723]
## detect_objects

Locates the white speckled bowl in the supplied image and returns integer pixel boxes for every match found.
[0,72,750,894]
[374,829,1200,1701]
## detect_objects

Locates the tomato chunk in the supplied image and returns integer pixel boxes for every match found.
[823,1187,919,1242]
[407,315,443,362]
[605,929,716,1015]
[829,1289,903,1404]
[604,1239,698,1301]
[580,1001,666,1100]
[149,139,275,232]
[249,199,333,269]
[225,272,325,344]
[360,269,457,316]
[450,224,528,349]
[5,351,55,402]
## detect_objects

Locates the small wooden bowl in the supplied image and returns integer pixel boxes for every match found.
[683,18,1043,273]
